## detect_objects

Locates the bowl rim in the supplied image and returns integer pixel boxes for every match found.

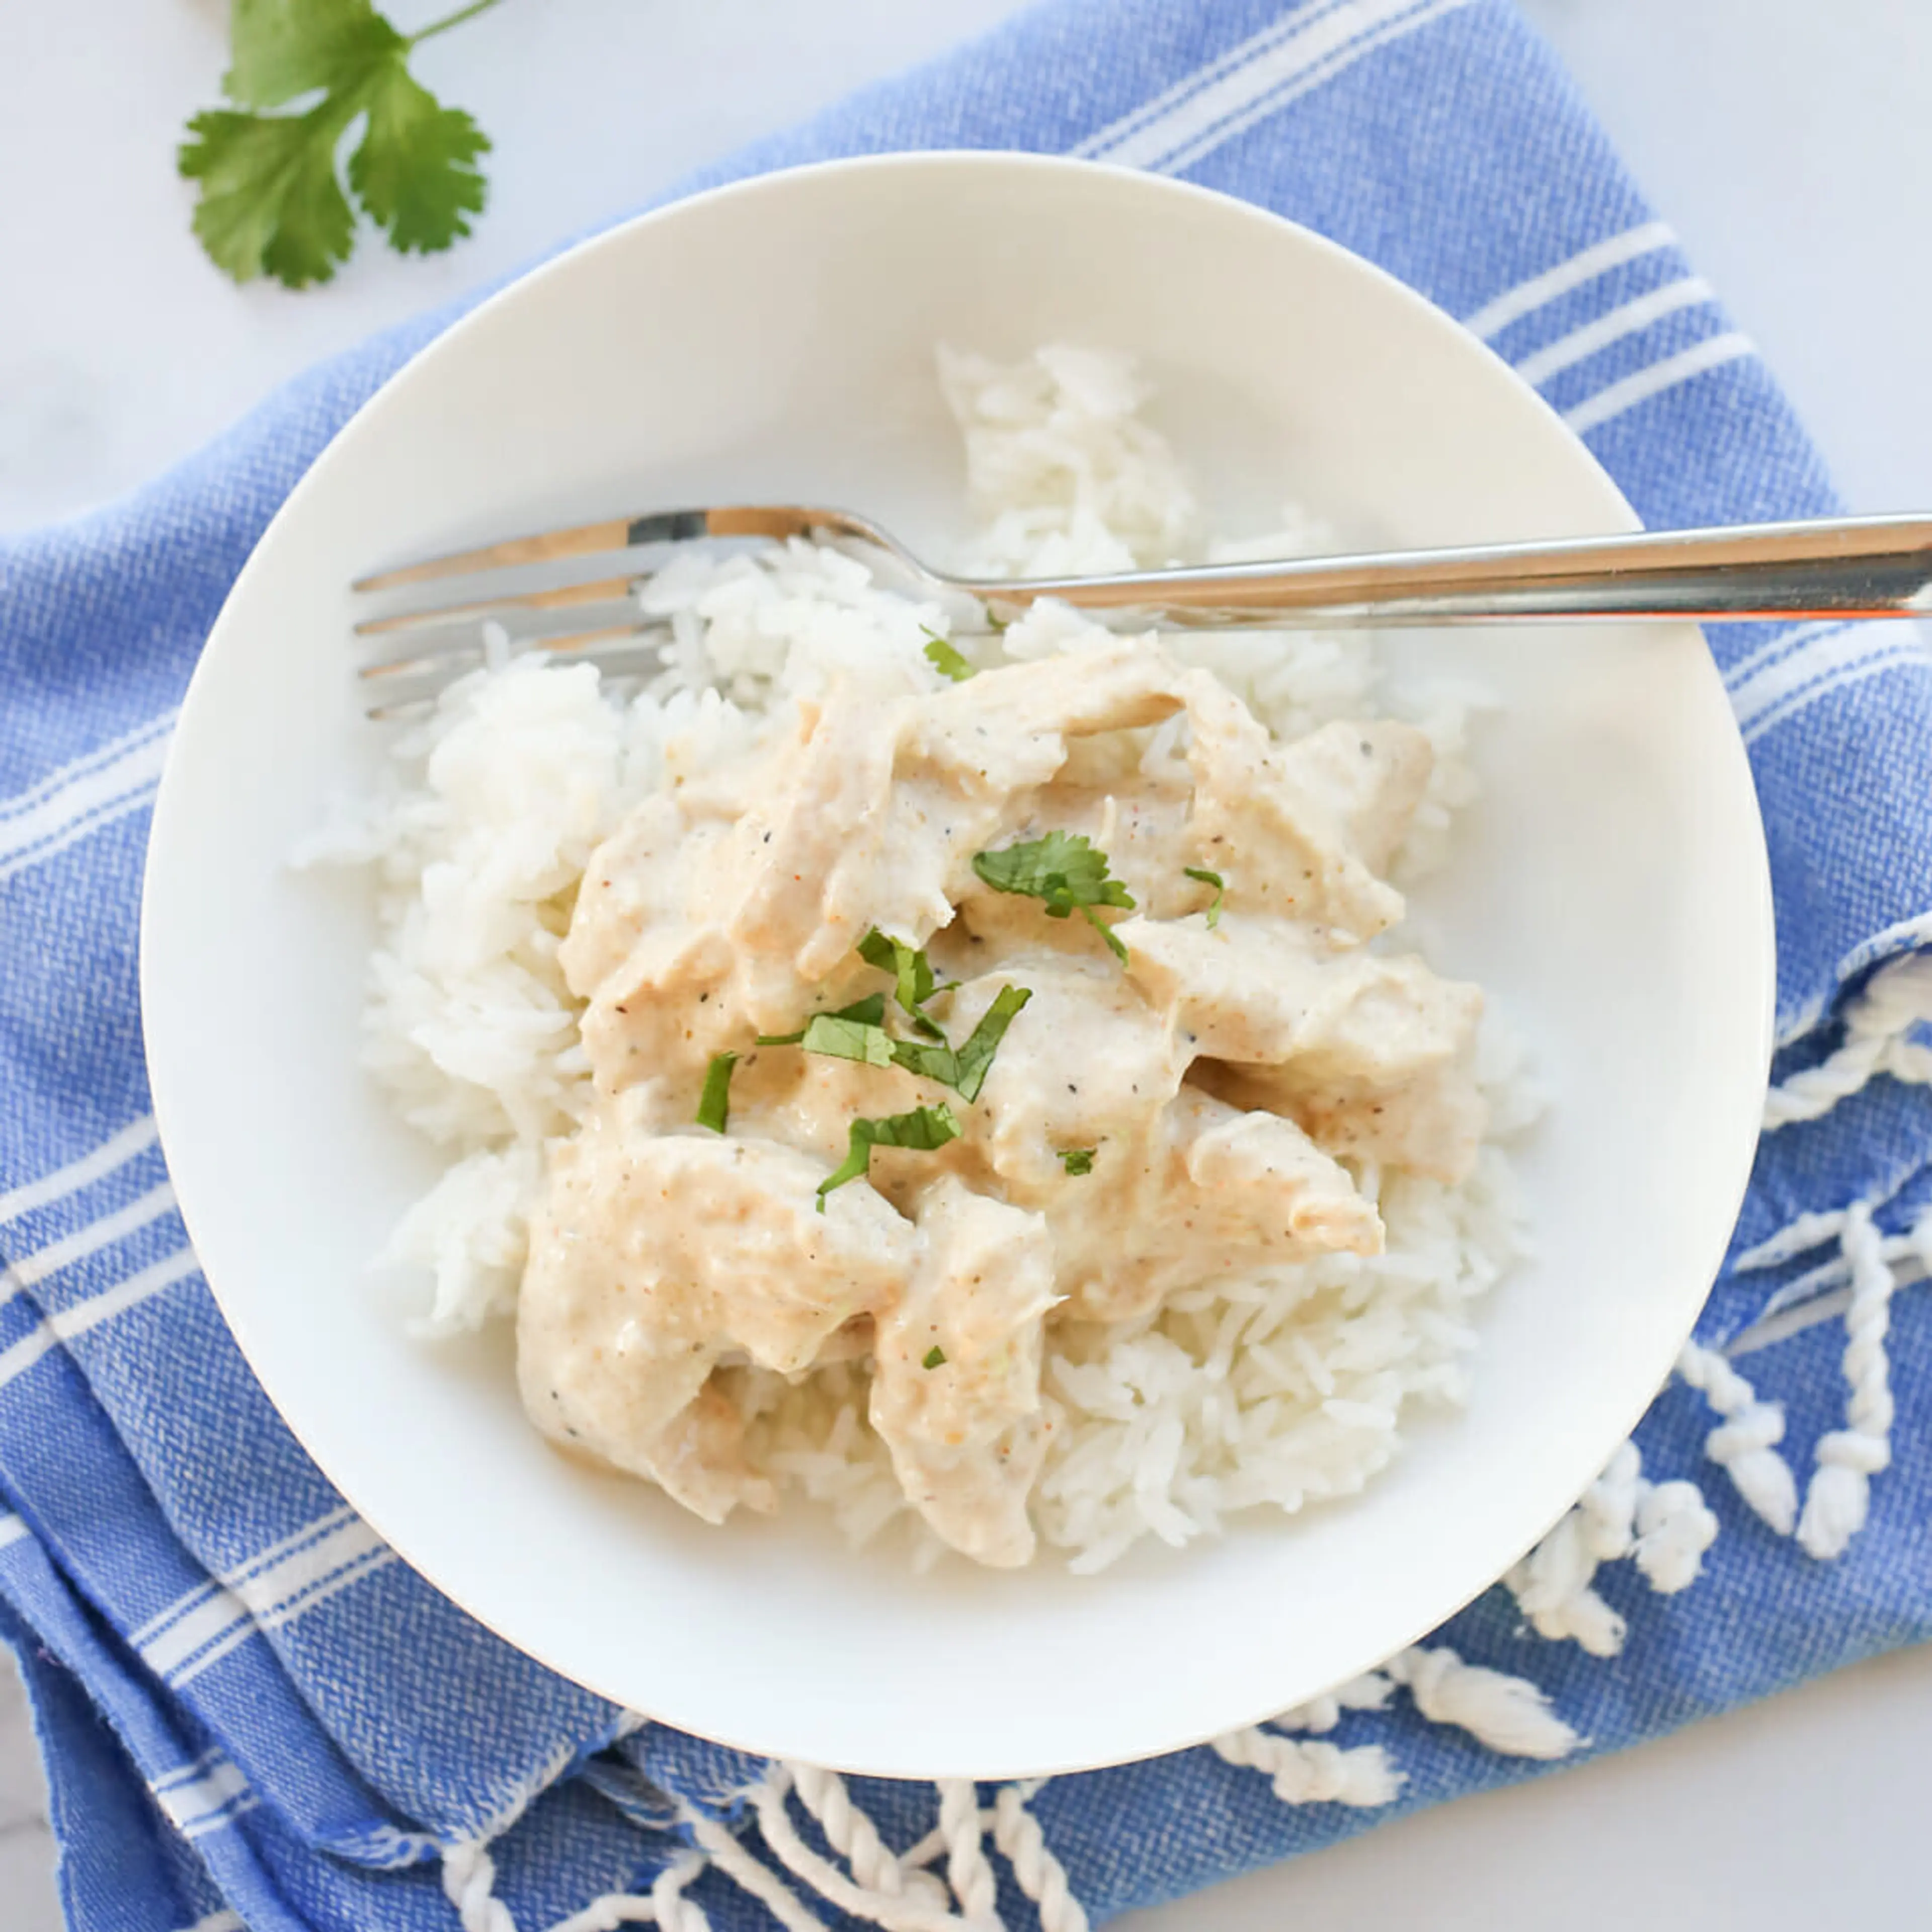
[141,147,1776,1777]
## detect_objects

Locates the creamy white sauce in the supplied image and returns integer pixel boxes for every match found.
[517,636,1484,1565]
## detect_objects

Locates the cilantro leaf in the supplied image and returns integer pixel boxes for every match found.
[1058,1148,1096,1176]
[974,832,1136,962]
[223,0,400,107]
[881,985,1031,1100]
[695,1052,738,1134]
[1081,906,1130,964]
[180,103,358,289]
[347,62,488,255]
[1184,866,1226,929]
[857,929,953,1039]
[799,1013,897,1069]
[884,1035,960,1087]
[816,1103,961,1210]
[922,630,976,683]
[973,832,1137,917]
[759,957,1029,1104]
[947,986,1032,1103]
[923,1345,947,1369]
[858,930,935,1015]
[757,992,886,1046]
[178,0,497,289]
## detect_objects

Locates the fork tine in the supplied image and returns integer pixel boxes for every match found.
[352,506,824,594]
[353,575,637,636]
[353,518,663,593]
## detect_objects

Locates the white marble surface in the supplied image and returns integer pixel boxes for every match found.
[4,1,1931,1926]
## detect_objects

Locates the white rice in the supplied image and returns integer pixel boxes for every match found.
[310,345,1539,1570]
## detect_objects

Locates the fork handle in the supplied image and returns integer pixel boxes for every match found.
[953,513,1932,627]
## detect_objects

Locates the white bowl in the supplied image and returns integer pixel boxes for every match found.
[141,153,1772,1778]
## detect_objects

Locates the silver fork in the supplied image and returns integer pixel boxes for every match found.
[352,505,1932,716]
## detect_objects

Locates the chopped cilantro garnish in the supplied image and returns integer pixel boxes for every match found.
[757,991,886,1045]
[799,1013,896,1068]
[870,985,1031,1099]
[923,1345,947,1369]
[1184,866,1226,929]
[762,942,1030,1107]
[922,631,976,683]
[972,831,1136,962]
[816,1103,961,1210]
[858,929,936,1017]
[857,929,954,1040]
[884,1034,957,1087]
[1083,908,1130,963]
[695,1052,738,1134]
[946,986,1033,1103]
[974,831,1136,914]
[1058,1148,1096,1176]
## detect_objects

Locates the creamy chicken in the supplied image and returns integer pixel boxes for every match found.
[517,636,1485,1565]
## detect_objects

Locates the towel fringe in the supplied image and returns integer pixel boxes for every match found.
[1380,1644,1581,1759]
[1764,952,1932,1131]
[1208,1728,1402,1806]
[1503,1440,1717,1654]
[935,1780,1001,1928]
[787,1763,949,1909]
[1797,1201,1898,1557]
[680,1803,828,1932]
[1268,1644,1578,1761]
[749,1767,964,1931]
[990,1783,1089,1932]
[542,1851,709,1932]
[1675,1341,1800,1533]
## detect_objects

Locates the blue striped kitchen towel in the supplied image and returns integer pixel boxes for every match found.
[4,2,1931,1927]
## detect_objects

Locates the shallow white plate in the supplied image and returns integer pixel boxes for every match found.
[141,153,1772,1778]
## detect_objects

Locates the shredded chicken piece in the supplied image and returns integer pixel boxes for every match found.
[518,1124,916,1516]
[870,1179,1059,1566]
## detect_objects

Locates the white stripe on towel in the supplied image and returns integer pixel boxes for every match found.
[137,1508,396,1686]
[1464,219,1677,339]
[151,1750,257,1839]
[0,1248,201,1392]
[7,1181,177,1289]
[1564,331,1755,435]
[0,1116,158,1227]
[1514,276,1714,386]
[1721,619,1843,695]
[1736,627,1931,745]
[1071,0,1360,160]
[1081,0,1472,174]
[0,711,175,884]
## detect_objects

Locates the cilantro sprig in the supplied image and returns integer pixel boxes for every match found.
[766,942,1031,1107]
[1184,866,1226,929]
[695,1052,738,1134]
[887,986,1033,1102]
[972,831,1137,963]
[179,0,501,290]
[922,630,976,683]
[756,992,887,1046]
[817,1104,961,1211]
[857,930,950,1039]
